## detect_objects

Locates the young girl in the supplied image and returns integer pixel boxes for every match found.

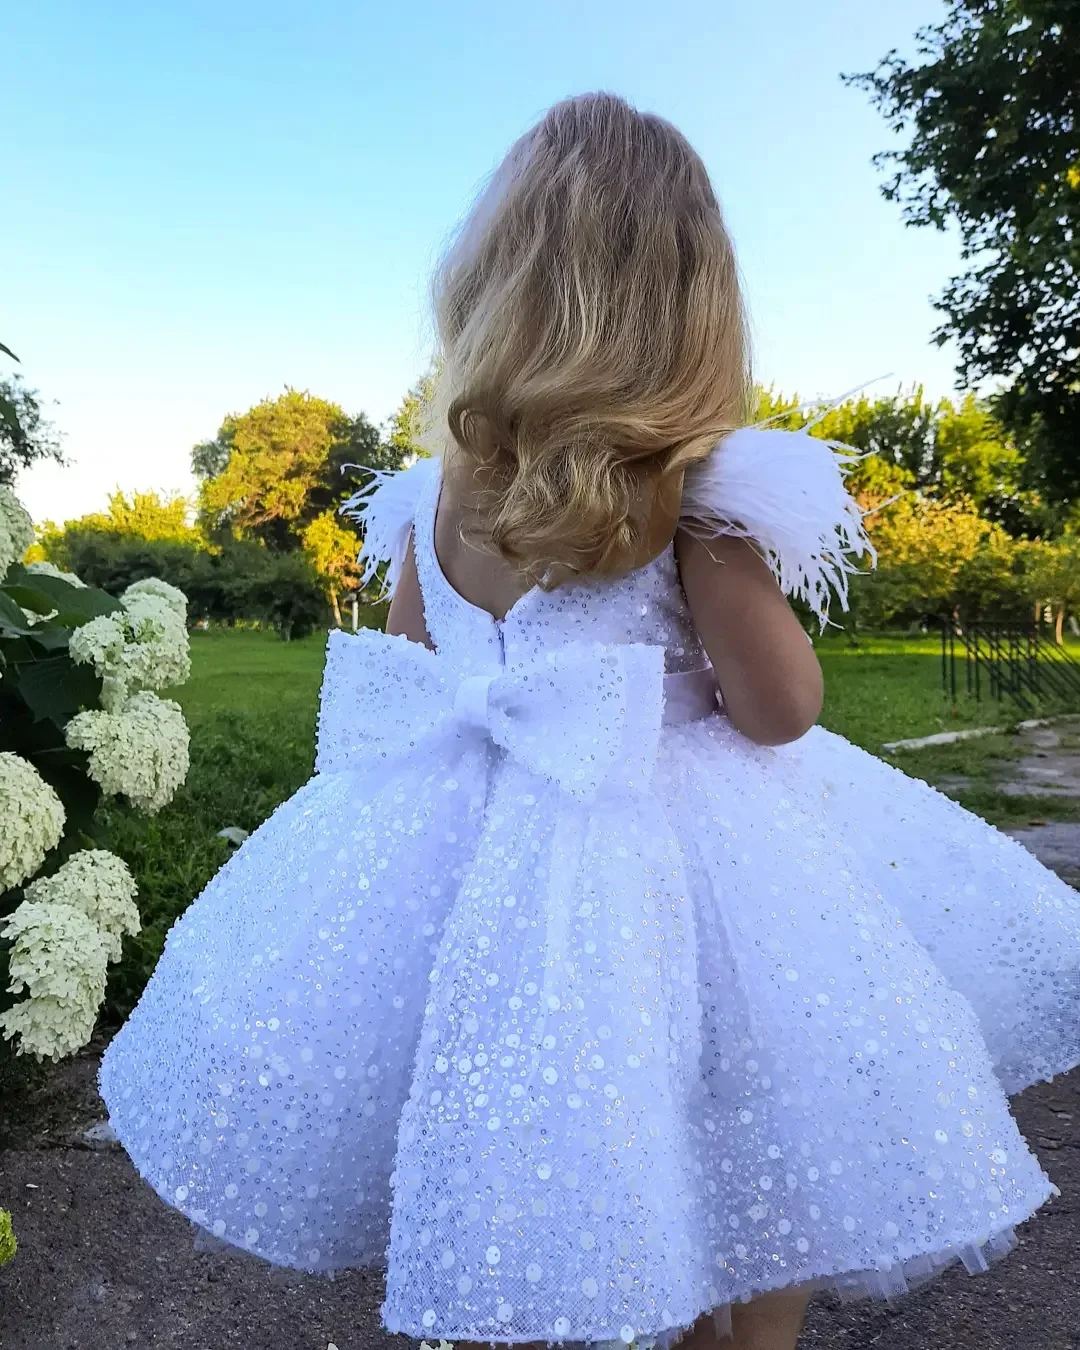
[102,95,1080,1350]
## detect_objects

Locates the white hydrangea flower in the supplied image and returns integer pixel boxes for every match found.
[0,900,110,1060]
[0,753,66,891]
[122,576,187,618]
[66,691,190,814]
[121,592,191,687]
[0,995,100,1061]
[24,559,87,588]
[69,584,190,711]
[0,485,34,581]
[24,850,140,962]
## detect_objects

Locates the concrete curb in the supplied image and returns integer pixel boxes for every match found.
[882,717,1058,753]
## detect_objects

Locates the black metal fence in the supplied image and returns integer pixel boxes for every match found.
[941,620,1080,714]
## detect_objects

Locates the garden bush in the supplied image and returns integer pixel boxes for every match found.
[0,484,194,1063]
[46,531,329,639]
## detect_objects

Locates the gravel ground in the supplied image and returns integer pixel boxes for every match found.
[2,1049,1079,1350]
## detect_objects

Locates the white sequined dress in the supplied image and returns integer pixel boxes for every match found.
[102,434,1080,1346]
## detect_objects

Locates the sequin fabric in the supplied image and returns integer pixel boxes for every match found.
[101,457,1080,1346]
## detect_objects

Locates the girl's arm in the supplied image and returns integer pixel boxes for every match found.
[676,529,823,746]
[385,538,434,649]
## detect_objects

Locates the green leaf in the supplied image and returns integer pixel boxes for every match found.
[3,567,121,623]
[11,655,101,725]
[0,342,18,362]
[31,754,100,842]
[2,582,56,615]
[24,625,74,654]
[0,591,37,636]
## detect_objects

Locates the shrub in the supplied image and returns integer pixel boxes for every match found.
[40,530,329,638]
[0,485,193,1061]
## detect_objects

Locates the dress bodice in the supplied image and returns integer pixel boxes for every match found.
[411,456,708,677]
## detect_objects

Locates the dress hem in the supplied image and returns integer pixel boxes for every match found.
[109,1094,1055,1350]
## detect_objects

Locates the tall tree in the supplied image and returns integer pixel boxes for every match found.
[385,370,438,462]
[847,2,1080,498]
[300,511,362,627]
[197,390,350,549]
[195,389,408,550]
[752,384,1026,515]
[0,343,64,485]
[194,388,412,621]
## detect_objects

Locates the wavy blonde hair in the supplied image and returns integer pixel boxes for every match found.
[432,92,750,586]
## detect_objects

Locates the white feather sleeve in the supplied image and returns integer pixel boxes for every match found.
[680,426,875,628]
[340,456,440,596]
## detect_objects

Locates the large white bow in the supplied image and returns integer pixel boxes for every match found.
[316,628,667,798]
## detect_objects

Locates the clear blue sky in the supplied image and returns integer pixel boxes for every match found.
[3,0,961,525]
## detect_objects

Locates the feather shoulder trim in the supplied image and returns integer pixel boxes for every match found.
[340,456,440,596]
[680,426,875,628]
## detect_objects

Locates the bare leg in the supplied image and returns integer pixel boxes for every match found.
[676,1288,812,1350]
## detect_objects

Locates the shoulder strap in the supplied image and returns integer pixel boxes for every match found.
[680,427,874,628]
[340,457,441,597]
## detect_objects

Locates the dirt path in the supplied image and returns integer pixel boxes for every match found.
[2,1051,1080,1350]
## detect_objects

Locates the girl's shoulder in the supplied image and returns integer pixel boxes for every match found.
[680,427,874,629]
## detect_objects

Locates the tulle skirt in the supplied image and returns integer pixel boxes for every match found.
[100,717,1080,1344]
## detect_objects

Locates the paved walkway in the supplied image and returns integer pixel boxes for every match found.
[926,719,1080,885]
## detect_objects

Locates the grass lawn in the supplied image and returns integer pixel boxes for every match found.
[174,627,329,724]
[97,623,1080,1023]
[818,633,989,748]
[177,627,1071,749]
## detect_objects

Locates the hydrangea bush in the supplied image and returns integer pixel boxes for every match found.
[0,483,192,1060]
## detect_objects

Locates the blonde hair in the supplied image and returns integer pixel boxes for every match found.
[432,92,750,586]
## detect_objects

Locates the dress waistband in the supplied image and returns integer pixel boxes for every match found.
[662,666,720,726]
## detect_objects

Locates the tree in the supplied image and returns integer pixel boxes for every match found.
[847,3,1080,499]
[190,422,235,480]
[856,493,1020,627]
[385,370,438,462]
[752,383,1043,529]
[0,342,64,485]
[197,391,351,550]
[34,491,198,569]
[754,385,937,484]
[1017,537,1080,643]
[195,390,406,551]
[300,511,362,627]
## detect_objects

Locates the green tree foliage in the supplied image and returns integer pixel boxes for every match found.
[1017,537,1080,643]
[385,370,438,462]
[190,423,235,480]
[847,2,1080,499]
[193,389,410,613]
[753,385,1028,517]
[855,494,1020,629]
[196,391,352,550]
[34,491,198,568]
[42,532,327,642]
[751,385,1058,627]
[300,511,362,627]
[0,342,64,485]
[194,390,405,549]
